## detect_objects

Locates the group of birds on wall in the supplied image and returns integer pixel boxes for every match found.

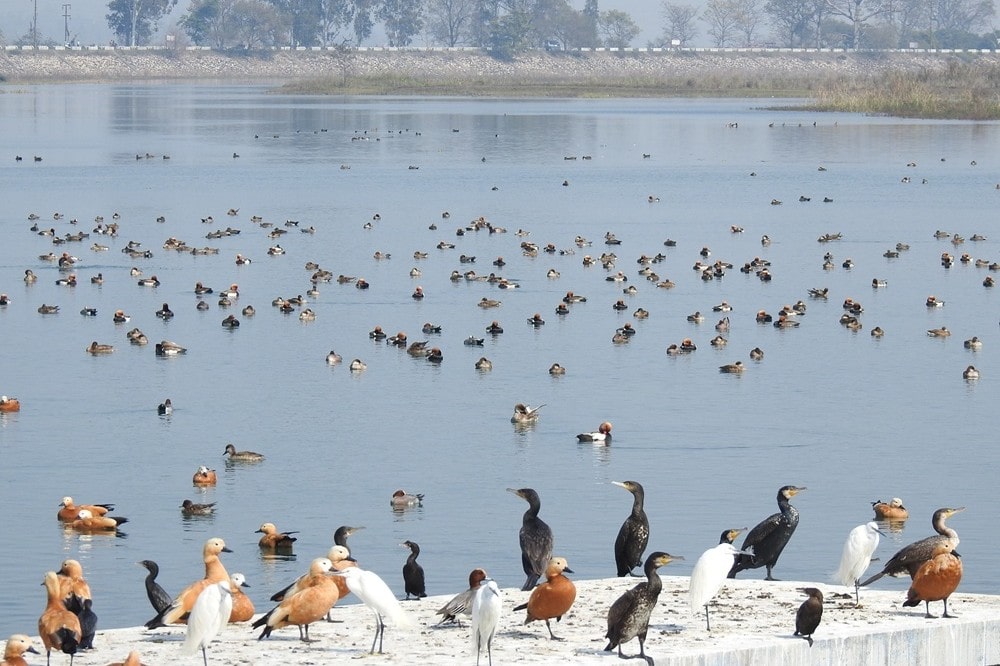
[11,480,964,666]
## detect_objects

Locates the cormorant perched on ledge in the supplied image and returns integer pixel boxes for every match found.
[861,506,964,587]
[507,488,553,591]
[612,481,649,577]
[605,551,683,663]
[728,485,806,580]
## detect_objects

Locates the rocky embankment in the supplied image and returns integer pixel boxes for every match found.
[0,48,994,89]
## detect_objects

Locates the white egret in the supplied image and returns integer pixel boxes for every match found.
[181,579,232,666]
[835,521,884,605]
[335,567,412,654]
[689,528,746,631]
[471,578,502,666]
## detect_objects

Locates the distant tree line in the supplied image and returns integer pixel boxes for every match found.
[663,0,999,49]
[4,0,996,51]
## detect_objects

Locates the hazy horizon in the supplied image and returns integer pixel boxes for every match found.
[2,0,667,49]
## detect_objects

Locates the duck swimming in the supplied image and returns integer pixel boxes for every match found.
[577,421,612,443]
[872,497,908,521]
[391,490,424,508]
[224,443,264,462]
[511,403,544,424]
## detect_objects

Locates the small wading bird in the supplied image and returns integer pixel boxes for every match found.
[835,521,884,606]
[181,579,232,666]
[472,578,502,666]
[333,567,412,654]
[689,528,748,631]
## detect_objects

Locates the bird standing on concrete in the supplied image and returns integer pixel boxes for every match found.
[472,578,502,666]
[794,587,823,647]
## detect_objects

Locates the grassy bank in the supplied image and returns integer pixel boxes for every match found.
[280,56,1000,118]
[805,61,1000,119]
[3,49,999,118]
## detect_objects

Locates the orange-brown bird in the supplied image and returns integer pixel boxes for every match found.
[228,574,255,623]
[513,557,576,640]
[1,634,39,666]
[903,541,963,618]
[256,523,298,552]
[254,557,340,641]
[192,466,217,486]
[104,650,145,666]
[57,497,114,522]
[144,537,232,628]
[56,560,91,608]
[67,509,128,531]
[39,571,81,666]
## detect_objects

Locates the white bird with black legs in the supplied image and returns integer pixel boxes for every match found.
[471,577,502,666]
[181,579,232,666]
[835,521,884,606]
[334,567,412,654]
[689,528,747,631]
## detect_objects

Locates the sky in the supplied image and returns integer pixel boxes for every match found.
[0,0,665,48]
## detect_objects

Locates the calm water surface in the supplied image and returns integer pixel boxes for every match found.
[0,85,998,637]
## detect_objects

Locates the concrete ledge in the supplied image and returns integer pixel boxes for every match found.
[48,576,1000,665]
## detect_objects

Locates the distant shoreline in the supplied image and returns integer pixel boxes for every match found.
[0,49,989,95]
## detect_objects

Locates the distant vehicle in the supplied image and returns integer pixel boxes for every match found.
[544,40,561,52]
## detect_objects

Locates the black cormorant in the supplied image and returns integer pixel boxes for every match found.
[612,481,649,577]
[401,540,427,600]
[507,487,554,591]
[605,551,683,663]
[334,525,365,554]
[138,560,172,614]
[860,507,964,587]
[728,485,806,580]
[794,587,823,647]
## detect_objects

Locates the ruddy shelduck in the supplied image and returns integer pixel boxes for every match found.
[228,574,255,623]
[270,546,354,605]
[57,497,114,522]
[145,537,232,628]
[39,571,81,666]
[903,541,963,618]
[513,557,576,640]
[1,634,39,666]
[256,523,298,551]
[192,466,217,486]
[68,509,128,531]
[105,650,145,666]
[254,558,340,642]
[56,560,91,608]
[872,497,909,521]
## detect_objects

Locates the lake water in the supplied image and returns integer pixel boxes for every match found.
[0,84,998,638]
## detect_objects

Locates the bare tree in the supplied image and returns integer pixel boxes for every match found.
[765,0,817,45]
[825,0,889,47]
[599,9,640,47]
[426,0,476,45]
[734,0,764,44]
[661,2,700,44]
[703,0,741,45]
